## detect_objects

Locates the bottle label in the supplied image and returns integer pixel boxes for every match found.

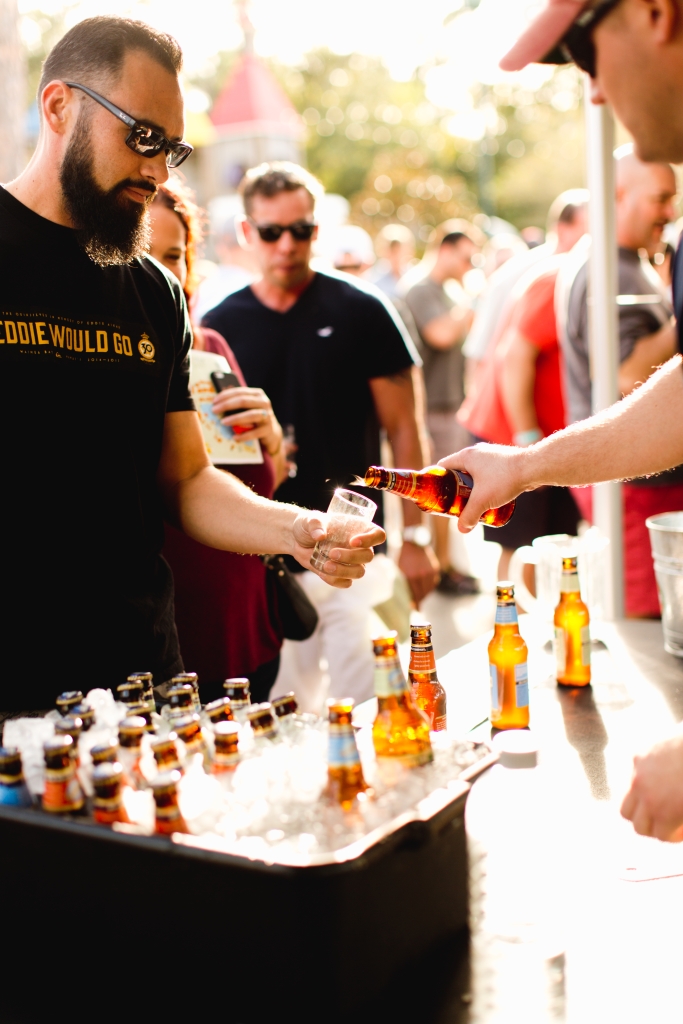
[581,625,591,666]
[386,470,417,499]
[409,648,436,672]
[515,662,529,708]
[328,727,361,768]
[432,713,447,732]
[374,659,408,698]
[554,627,567,675]
[560,573,581,593]
[495,603,518,625]
[489,663,499,714]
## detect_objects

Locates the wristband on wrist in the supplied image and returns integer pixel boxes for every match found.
[402,525,432,548]
[513,428,543,447]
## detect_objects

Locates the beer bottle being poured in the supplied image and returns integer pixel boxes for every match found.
[363,465,515,527]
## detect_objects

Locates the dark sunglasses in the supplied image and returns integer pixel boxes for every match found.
[249,219,316,243]
[65,81,193,168]
[540,0,622,78]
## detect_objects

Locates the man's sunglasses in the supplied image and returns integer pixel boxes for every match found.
[541,0,622,78]
[65,82,193,169]
[248,219,316,243]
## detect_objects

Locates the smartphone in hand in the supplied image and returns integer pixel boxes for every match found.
[210,371,251,435]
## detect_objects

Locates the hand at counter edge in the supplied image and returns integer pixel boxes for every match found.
[291,511,386,589]
[621,729,683,842]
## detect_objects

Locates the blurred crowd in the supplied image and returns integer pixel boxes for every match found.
[160,149,681,714]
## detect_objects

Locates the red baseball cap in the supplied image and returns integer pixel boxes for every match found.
[500,0,590,71]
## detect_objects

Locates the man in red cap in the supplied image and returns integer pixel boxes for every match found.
[441,0,683,841]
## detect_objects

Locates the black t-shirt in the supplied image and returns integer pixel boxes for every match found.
[0,187,194,709]
[202,271,418,524]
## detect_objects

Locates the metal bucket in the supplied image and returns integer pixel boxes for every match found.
[647,511,683,656]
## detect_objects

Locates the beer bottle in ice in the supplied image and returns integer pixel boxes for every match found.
[408,623,447,731]
[0,747,31,808]
[372,633,433,766]
[42,736,85,814]
[151,770,189,835]
[488,583,529,730]
[171,672,201,712]
[127,671,155,715]
[55,690,83,717]
[247,703,281,747]
[363,465,515,527]
[223,678,251,722]
[151,735,183,775]
[204,697,234,726]
[326,698,369,809]
[92,762,130,826]
[211,722,241,775]
[554,555,591,687]
[117,716,147,789]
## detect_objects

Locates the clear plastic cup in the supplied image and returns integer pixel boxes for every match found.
[309,488,377,573]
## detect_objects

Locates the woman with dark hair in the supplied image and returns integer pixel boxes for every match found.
[149,178,286,703]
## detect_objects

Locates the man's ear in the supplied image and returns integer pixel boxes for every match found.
[41,81,76,137]
[643,0,679,45]
[237,216,253,250]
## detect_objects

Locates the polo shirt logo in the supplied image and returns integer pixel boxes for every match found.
[317,326,334,337]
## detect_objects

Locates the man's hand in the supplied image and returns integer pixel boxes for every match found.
[439,443,529,533]
[291,512,386,589]
[620,731,683,842]
[399,541,440,604]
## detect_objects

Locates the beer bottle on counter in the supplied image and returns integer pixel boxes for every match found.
[223,679,251,722]
[488,583,529,730]
[151,770,189,835]
[0,747,32,808]
[117,680,144,710]
[117,716,147,789]
[42,736,85,813]
[408,623,447,732]
[163,683,195,723]
[171,672,201,712]
[247,703,280,747]
[326,698,369,810]
[372,633,433,766]
[363,465,516,527]
[56,690,83,717]
[92,762,130,826]
[204,697,234,726]
[554,555,591,687]
[211,722,241,775]
[151,735,183,775]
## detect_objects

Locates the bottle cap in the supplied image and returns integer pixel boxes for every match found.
[171,673,199,692]
[54,716,83,742]
[92,762,124,788]
[272,693,298,718]
[167,684,195,710]
[70,702,95,731]
[56,691,83,716]
[410,622,433,639]
[562,554,578,572]
[150,770,181,795]
[44,735,73,757]
[173,714,202,745]
[0,747,23,779]
[118,716,147,745]
[492,729,538,769]
[247,703,277,735]
[117,681,144,704]
[204,697,234,724]
[214,722,240,751]
[496,581,515,600]
[223,678,250,702]
[91,742,117,765]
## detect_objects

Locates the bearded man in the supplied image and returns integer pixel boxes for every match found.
[0,17,382,712]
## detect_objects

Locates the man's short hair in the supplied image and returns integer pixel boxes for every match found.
[429,218,485,251]
[547,189,589,231]
[39,17,182,99]
[239,162,324,217]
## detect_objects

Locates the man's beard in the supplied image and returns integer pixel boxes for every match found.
[60,115,154,267]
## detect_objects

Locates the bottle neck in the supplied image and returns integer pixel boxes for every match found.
[559,572,581,595]
[368,468,419,499]
[374,654,409,698]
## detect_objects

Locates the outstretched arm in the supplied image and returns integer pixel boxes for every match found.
[440,354,683,532]
[157,411,385,588]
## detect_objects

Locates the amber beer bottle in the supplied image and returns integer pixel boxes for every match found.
[372,633,433,765]
[488,583,529,730]
[92,763,130,826]
[364,465,515,527]
[211,722,241,774]
[42,736,85,813]
[150,770,189,836]
[408,623,447,731]
[326,698,369,809]
[554,555,591,687]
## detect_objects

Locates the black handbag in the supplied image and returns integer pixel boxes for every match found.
[261,555,319,641]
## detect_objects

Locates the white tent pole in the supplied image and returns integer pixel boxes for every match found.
[584,82,624,620]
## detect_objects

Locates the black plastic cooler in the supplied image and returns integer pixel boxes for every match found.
[0,744,493,1023]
